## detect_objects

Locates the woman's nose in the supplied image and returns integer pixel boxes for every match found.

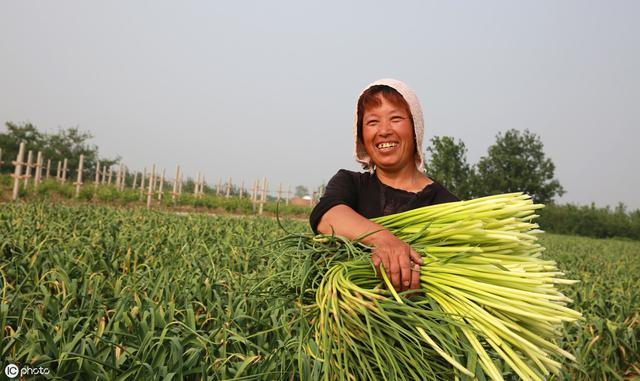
[378,120,393,135]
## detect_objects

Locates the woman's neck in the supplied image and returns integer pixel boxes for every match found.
[375,166,431,193]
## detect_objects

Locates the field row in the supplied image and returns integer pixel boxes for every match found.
[1,202,638,379]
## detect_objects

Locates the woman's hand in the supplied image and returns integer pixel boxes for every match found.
[368,230,423,292]
[316,204,423,292]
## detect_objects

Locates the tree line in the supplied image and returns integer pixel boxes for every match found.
[423,129,564,205]
[0,122,119,177]
[423,130,639,240]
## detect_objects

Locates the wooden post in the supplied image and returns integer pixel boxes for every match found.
[140,167,146,198]
[194,172,200,196]
[250,180,255,211]
[115,165,121,189]
[74,154,84,198]
[46,159,51,179]
[256,179,260,203]
[119,165,127,191]
[107,167,113,184]
[225,177,231,198]
[94,162,101,190]
[171,165,180,202]
[34,152,43,188]
[120,165,126,190]
[11,142,26,201]
[146,164,156,209]
[158,168,165,201]
[258,177,267,215]
[277,182,282,203]
[23,150,33,189]
[286,184,291,206]
[251,179,257,211]
[56,161,62,182]
[100,166,105,185]
[0,148,3,169]
[177,171,183,195]
[193,173,198,196]
[61,158,68,183]
[132,171,138,190]
[239,180,244,198]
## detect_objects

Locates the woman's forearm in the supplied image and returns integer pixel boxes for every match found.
[316,204,394,245]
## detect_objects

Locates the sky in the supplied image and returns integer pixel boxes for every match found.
[1,1,638,209]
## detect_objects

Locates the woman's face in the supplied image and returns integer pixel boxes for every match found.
[362,94,415,173]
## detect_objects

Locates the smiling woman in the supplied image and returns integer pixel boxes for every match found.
[360,85,418,176]
[309,79,459,293]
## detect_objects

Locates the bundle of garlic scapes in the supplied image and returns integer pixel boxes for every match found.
[306,192,581,381]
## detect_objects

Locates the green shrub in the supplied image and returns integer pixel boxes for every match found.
[0,174,12,187]
[264,201,310,216]
[35,179,60,196]
[120,189,141,204]
[538,203,640,240]
[79,185,95,201]
[96,186,119,202]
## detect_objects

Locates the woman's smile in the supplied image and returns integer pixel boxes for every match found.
[376,141,399,151]
[362,95,415,172]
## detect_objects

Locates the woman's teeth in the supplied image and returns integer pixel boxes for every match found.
[377,142,398,149]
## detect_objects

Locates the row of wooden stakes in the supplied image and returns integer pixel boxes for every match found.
[3,142,303,214]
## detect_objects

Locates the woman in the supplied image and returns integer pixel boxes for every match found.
[310,78,459,293]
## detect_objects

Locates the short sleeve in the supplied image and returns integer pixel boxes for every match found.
[309,169,359,234]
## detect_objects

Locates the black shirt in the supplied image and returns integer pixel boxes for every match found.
[310,169,459,234]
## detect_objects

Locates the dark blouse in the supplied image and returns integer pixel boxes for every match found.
[309,169,459,234]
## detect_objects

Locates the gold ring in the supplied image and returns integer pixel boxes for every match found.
[411,264,421,272]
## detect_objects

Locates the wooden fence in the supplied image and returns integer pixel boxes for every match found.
[2,143,322,214]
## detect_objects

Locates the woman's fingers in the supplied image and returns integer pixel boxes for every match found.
[389,253,401,291]
[409,248,423,292]
[399,248,412,291]
[371,253,382,276]
[410,261,421,291]
[409,248,423,265]
[382,252,391,283]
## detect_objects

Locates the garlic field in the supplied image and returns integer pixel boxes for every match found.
[1,203,638,380]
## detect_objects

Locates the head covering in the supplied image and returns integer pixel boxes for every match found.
[353,78,425,173]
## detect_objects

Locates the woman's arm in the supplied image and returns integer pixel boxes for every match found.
[317,204,423,292]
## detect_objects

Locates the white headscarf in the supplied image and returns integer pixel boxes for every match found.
[353,78,425,173]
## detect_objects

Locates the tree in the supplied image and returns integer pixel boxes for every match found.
[0,121,119,177]
[423,136,476,200]
[295,185,309,198]
[182,177,196,194]
[475,129,565,204]
[45,127,120,178]
[0,122,46,167]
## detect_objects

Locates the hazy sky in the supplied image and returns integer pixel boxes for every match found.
[1,1,638,208]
